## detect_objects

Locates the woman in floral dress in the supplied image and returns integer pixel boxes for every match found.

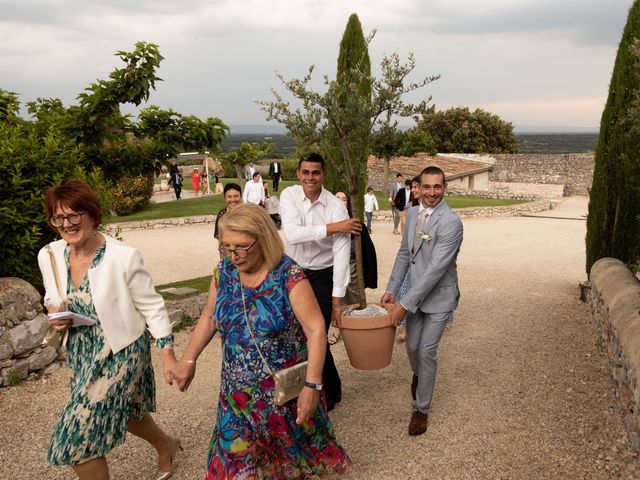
[172,203,351,479]
[38,180,180,480]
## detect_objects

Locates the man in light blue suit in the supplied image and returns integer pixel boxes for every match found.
[382,165,463,436]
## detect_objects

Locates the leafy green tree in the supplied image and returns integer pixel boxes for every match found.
[259,15,438,308]
[370,122,437,196]
[222,141,273,179]
[586,1,640,273]
[134,106,229,165]
[417,106,518,153]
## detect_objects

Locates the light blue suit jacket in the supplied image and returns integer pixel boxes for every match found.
[386,199,463,314]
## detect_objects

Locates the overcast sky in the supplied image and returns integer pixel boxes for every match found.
[0,0,634,131]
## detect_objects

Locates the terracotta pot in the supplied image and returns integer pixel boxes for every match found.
[339,303,396,370]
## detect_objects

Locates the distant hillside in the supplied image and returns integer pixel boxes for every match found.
[516,133,598,154]
[221,132,599,156]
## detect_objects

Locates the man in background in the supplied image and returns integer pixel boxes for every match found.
[268,160,282,192]
[390,173,404,235]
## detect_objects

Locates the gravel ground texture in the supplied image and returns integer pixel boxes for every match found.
[1,196,639,479]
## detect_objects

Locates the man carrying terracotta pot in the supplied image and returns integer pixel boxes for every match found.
[382,165,463,436]
[280,153,362,411]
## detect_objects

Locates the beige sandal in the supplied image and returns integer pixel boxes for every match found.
[328,327,342,345]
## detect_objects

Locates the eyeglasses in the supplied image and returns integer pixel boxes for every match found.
[218,239,257,258]
[50,212,86,227]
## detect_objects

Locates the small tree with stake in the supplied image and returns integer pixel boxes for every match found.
[259,13,439,309]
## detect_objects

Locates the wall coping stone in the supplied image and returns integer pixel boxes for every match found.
[589,257,640,451]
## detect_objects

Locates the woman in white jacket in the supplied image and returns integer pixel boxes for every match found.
[38,180,180,480]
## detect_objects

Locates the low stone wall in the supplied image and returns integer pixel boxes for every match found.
[491,153,595,196]
[111,200,551,231]
[589,258,640,451]
[0,278,61,387]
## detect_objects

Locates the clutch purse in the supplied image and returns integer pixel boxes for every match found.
[273,361,308,406]
[41,245,69,349]
[240,281,307,406]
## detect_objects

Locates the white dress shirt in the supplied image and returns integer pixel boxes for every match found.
[364,193,379,213]
[279,185,351,297]
[243,179,265,204]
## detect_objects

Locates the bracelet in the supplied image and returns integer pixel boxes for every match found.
[181,359,196,364]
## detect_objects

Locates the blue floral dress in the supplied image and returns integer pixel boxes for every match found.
[207,255,351,479]
[47,243,173,466]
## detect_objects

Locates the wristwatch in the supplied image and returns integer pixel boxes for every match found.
[304,381,324,391]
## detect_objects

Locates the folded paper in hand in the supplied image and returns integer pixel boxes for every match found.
[47,312,96,327]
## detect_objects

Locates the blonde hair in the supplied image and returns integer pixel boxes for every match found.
[218,203,284,270]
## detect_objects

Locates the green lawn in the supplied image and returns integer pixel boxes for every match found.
[156,275,213,299]
[108,178,526,223]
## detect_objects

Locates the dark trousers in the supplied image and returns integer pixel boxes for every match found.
[173,183,182,199]
[303,266,342,409]
[272,173,281,191]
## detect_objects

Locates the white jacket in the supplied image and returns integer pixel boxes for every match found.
[37,235,172,354]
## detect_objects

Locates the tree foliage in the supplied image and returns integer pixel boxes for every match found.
[417,106,518,153]
[1,42,230,286]
[586,2,640,273]
[221,141,273,179]
[370,123,437,195]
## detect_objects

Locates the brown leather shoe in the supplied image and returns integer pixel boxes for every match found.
[408,411,429,436]
[411,374,418,401]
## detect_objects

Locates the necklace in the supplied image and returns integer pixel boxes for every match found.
[239,267,268,288]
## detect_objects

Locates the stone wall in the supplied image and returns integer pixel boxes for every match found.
[589,258,640,452]
[0,278,61,387]
[491,153,595,196]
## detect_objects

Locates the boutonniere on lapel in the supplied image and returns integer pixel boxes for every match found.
[421,232,432,243]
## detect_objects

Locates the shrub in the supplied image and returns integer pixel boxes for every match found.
[0,120,110,288]
[111,175,155,215]
[280,158,299,180]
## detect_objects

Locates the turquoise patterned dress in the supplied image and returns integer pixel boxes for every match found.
[47,243,173,466]
[207,255,351,479]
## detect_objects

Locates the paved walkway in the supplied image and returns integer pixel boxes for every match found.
[1,196,638,479]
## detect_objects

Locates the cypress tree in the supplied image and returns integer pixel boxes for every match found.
[324,13,372,216]
[586,1,640,273]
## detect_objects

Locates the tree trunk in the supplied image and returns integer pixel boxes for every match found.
[235,162,243,180]
[349,192,367,309]
[383,155,391,197]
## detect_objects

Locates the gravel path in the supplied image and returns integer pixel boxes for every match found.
[1,196,639,479]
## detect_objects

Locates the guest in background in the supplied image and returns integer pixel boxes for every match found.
[390,173,404,235]
[191,168,201,197]
[244,161,256,181]
[394,179,413,235]
[243,172,265,206]
[363,186,379,234]
[268,159,282,192]
[333,191,378,345]
[169,159,182,200]
[38,179,179,480]
[396,175,423,343]
[263,181,281,229]
[214,183,242,240]
[171,204,351,479]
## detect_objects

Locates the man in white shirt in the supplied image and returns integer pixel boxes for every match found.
[244,161,256,181]
[363,186,379,234]
[280,153,362,411]
[268,160,282,191]
[243,172,265,205]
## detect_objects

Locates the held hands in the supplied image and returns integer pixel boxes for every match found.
[161,349,178,385]
[296,387,320,425]
[171,358,197,392]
